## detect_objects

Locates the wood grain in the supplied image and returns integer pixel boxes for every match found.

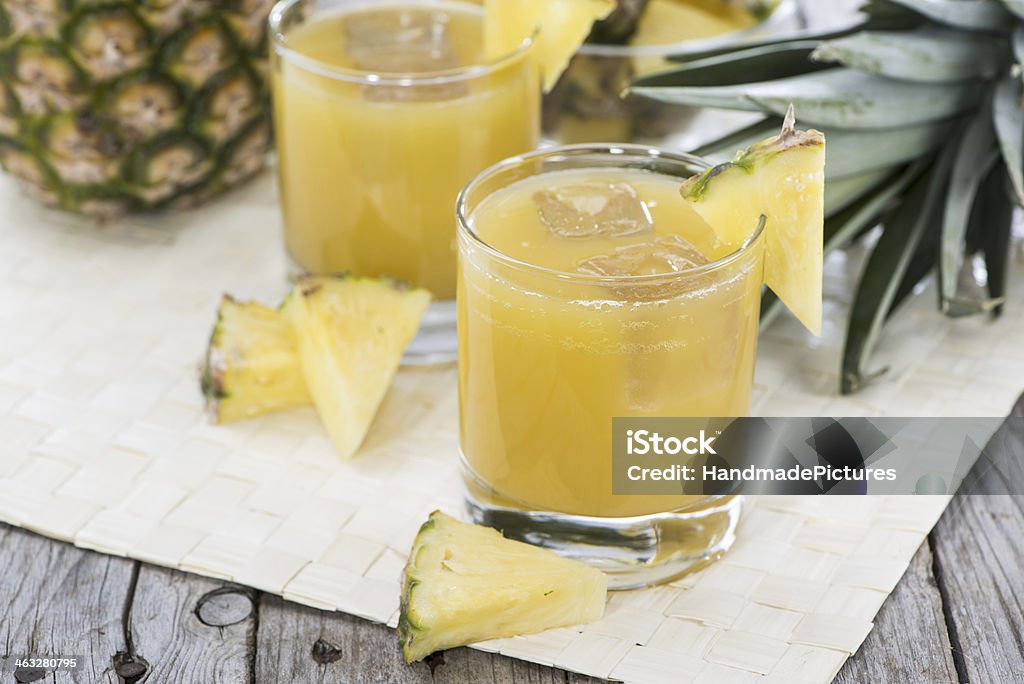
[127,566,257,683]
[927,397,1024,684]
[834,543,958,684]
[0,526,133,683]
[255,593,602,684]
[256,594,430,684]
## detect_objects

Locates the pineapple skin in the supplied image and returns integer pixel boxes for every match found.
[399,511,607,663]
[0,0,274,218]
[201,295,311,424]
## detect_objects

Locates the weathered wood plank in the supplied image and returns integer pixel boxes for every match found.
[0,524,134,683]
[127,566,257,683]
[256,593,603,683]
[834,543,958,684]
[434,646,601,684]
[256,595,429,684]
[931,493,1024,684]
[928,396,1024,684]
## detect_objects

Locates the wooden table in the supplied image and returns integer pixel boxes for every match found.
[2,398,1021,684]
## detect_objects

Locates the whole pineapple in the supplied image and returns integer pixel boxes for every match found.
[631,0,1024,393]
[0,0,274,218]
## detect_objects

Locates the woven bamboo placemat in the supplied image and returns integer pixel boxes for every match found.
[2,174,1022,683]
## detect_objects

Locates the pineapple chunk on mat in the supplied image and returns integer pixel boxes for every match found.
[283,277,431,460]
[201,295,310,424]
[680,107,826,335]
[399,511,608,663]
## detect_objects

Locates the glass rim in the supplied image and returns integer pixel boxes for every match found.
[578,0,797,58]
[269,0,537,87]
[455,144,767,285]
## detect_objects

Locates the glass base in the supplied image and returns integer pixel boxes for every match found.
[464,477,742,590]
[403,299,457,365]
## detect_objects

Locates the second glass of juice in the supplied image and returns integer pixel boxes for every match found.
[457,146,766,588]
[270,0,540,361]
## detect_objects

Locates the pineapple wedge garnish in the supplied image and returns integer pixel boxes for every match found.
[201,296,311,423]
[680,106,825,335]
[399,511,607,663]
[283,277,430,460]
[485,0,614,92]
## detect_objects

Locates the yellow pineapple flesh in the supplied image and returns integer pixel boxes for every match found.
[485,0,614,92]
[201,295,310,424]
[680,108,826,335]
[399,511,607,663]
[283,277,430,460]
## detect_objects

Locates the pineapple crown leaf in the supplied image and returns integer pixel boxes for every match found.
[634,0,1023,394]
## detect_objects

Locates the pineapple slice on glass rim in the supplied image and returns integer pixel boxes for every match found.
[680,106,826,335]
[484,0,615,92]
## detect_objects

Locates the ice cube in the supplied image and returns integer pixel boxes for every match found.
[343,9,467,101]
[576,234,711,277]
[534,181,655,238]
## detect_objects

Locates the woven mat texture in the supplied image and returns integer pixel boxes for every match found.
[2,161,1023,684]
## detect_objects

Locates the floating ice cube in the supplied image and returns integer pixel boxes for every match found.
[534,181,655,238]
[576,234,711,277]
[343,9,466,101]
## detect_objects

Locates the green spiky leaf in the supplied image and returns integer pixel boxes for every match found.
[811,27,1005,83]
[992,75,1024,204]
[940,99,999,311]
[633,41,826,89]
[632,68,986,129]
[886,0,1013,31]
[842,149,954,394]
[980,164,1016,315]
[632,0,1024,394]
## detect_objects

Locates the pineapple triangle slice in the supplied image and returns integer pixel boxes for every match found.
[484,0,614,92]
[399,511,607,662]
[680,107,825,335]
[283,277,430,460]
[202,295,310,424]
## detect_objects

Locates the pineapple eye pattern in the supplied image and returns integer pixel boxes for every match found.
[10,45,84,115]
[0,141,59,206]
[166,23,237,90]
[3,0,61,39]
[43,115,123,185]
[105,75,183,140]
[68,8,152,81]
[198,69,261,144]
[0,0,273,216]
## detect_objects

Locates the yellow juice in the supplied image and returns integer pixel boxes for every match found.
[272,1,539,299]
[458,168,764,517]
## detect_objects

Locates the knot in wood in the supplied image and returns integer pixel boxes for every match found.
[195,587,254,627]
[311,638,343,665]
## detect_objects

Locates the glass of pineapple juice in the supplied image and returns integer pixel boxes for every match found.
[269,0,540,362]
[456,145,766,588]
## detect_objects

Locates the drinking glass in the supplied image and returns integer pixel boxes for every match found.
[270,0,540,362]
[457,145,766,588]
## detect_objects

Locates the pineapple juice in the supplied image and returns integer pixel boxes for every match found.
[458,166,765,519]
[271,1,539,299]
